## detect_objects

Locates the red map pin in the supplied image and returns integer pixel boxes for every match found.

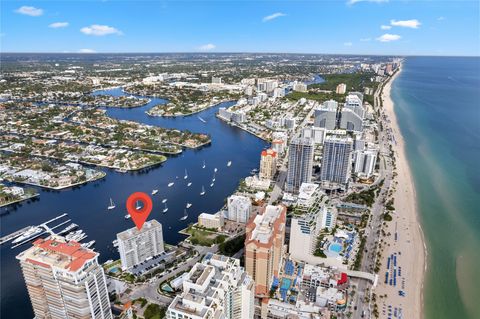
[126,192,153,230]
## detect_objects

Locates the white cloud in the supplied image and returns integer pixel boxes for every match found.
[49,22,69,28]
[347,0,388,5]
[437,16,445,21]
[376,33,401,42]
[80,24,122,36]
[344,42,353,46]
[360,38,371,42]
[390,19,421,29]
[78,49,96,53]
[15,6,43,16]
[262,12,286,22]
[198,43,216,51]
[381,25,392,30]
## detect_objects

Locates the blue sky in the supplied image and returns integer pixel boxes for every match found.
[1,0,479,56]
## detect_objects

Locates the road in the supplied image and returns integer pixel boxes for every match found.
[351,79,395,319]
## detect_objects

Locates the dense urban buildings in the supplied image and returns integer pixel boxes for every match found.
[245,205,287,296]
[16,237,112,319]
[116,219,165,270]
[285,137,314,193]
[166,254,255,319]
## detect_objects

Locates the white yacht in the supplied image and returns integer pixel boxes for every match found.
[168,182,174,187]
[151,189,158,195]
[12,227,43,244]
[162,198,168,203]
[187,182,192,187]
[124,214,131,220]
[186,203,192,209]
[227,161,232,167]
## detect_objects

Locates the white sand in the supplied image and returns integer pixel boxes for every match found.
[374,67,426,319]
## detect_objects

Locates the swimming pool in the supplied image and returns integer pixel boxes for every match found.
[281,278,292,290]
[329,243,343,253]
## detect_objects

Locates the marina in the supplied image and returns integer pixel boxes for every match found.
[0,96,267,318]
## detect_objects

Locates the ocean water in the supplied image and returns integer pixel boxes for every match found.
[391,57,480,319]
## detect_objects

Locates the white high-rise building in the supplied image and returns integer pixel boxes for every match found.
[289,206,337,265]
[354,149,378,178]
[117,219,164,270]
[314,100,338,130]
[166,254,255,319]
[227,195,252,223]
[320,135,353,185]
[344,93,364,119]
[286,137,314,194]
[339,107,363,132]
[16,237,113,319]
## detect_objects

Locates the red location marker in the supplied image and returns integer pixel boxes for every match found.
[126,192,153,230]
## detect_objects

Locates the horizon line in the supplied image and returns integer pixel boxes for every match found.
[1,51,479,58]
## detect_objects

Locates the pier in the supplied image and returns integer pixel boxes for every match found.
[1,213,69,248]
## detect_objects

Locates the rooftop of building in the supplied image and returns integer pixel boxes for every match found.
[16,236,97,272]
[247,205,286,245]
[117,219,161,241]
[261,149,277,157]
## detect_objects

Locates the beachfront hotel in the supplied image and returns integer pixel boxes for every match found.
[245,204,287,296]
[285,137,314,194]
[116,219,164,270]
[16,237,112,319]
[166,254,255,319]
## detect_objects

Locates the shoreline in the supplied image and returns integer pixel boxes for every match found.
[376,65,426,318]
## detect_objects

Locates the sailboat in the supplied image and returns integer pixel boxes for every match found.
[163,203,168,213]
[151,189,158,195]
[227,161,232,167]
[212,171,216,182]
[179,209,188,221]
[202,160,206,169]
[168,182,174,187]
[210,182,215,187]
[187,182,192,187]
[107,198,116,210]
[162,198,168,203]
[184,169,188,179]
[214,168,218,173]
[200,186,205,196]
[135,201,142,210]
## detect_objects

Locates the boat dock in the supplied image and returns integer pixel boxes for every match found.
[0,226,31,245]
[1,213,70,248]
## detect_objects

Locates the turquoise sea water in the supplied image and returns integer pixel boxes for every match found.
[392,57,480,319]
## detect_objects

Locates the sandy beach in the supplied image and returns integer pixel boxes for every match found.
[374,67,426,319]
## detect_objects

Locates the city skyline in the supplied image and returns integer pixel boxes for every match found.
[2,1,479,56]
